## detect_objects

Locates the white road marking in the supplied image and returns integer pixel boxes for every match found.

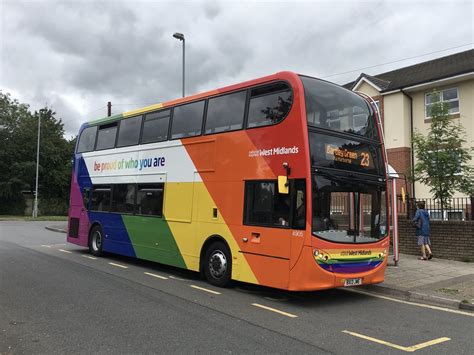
[342,330,450,352]
[345,288,474,317]
[169,275,187,281]
[144,272,168,280]
[41,245,51,248]
[108,262,128,269]
[82,255,97,260]
[251,303,298,318]
[190,285,221,295]
[58,249,72,254]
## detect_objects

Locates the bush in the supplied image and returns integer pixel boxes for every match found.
[39,198,68,216]
[0,194,26,215]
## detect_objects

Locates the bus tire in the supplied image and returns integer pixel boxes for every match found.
[88,225,104,257]
[203,241,232,287]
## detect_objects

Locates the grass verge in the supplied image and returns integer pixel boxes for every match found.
[0,216,68,221]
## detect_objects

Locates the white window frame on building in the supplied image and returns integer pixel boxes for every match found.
[425,87,459,119]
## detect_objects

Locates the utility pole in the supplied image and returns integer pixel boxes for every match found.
[107,101,112,117]
[182,39,185,97]
[32,109,41,218]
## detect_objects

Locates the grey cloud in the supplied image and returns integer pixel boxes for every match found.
[203,0,221,20]
[1,0,472,136]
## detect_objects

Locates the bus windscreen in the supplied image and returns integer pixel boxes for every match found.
[300,76,379,139]
[312,173,388,243]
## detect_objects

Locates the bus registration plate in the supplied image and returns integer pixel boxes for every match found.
[344,278,362,287]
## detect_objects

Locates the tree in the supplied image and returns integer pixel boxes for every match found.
[412,92,473,213]
[0,91,76,215]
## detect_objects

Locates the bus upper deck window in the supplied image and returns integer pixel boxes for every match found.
[77,126,97,153]
[96,123,118,150]
[205,91,246,134]
[247,82,293,128]
[117,115,142,147]
[142,110,171,144]
[171,101,205,139]
[300,76,378,140]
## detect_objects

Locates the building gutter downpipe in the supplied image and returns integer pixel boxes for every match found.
[401,89,415,199]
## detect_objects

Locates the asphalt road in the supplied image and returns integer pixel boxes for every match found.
[1,221,473,354]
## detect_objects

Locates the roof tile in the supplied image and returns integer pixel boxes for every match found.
[344,49,473,92]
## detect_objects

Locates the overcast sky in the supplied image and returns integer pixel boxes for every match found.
[1,0,472,137]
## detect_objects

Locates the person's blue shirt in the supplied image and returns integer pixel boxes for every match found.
[413,209,430,236]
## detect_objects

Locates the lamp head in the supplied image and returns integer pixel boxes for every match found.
[173,32,184,41]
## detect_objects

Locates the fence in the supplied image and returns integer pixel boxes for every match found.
[397,196,473,221]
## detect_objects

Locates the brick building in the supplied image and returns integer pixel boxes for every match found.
[344,49,473,200]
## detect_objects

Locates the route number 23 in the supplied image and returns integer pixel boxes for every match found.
[360,153,370,167]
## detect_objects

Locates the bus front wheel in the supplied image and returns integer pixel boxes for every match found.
[89,225,104,257]
[204,241,232,287]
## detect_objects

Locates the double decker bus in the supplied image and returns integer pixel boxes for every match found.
[68,71,389,290]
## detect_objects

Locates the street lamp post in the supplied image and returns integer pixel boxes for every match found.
[173,32,185,97]
[33,109,42,218]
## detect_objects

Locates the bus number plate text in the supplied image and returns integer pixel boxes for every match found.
[344,278,362,287]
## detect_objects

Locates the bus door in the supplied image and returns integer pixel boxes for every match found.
[240,179,305,289]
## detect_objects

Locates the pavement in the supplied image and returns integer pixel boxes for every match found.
[364,254,474,311]
[45,222,474,311]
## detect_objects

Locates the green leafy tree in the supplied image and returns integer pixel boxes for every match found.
[412,92,473,212]
[0,92,31,213]
[0,91,76,215]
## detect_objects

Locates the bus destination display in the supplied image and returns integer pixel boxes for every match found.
[325,144,372,168]
[309,132,381,175]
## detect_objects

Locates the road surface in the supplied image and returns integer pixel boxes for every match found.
[1,221,472,354]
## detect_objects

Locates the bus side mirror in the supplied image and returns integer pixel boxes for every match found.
[278,176,289,194]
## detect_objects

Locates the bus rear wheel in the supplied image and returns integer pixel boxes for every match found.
[204,241,232,287]
[89,225,104,257]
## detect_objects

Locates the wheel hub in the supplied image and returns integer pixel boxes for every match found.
[93,232,102,251]
[209,251,227,279]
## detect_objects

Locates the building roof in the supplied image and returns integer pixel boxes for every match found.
[344,49,474,92]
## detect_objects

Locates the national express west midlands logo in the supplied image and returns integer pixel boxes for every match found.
[93,156,165,173]
[248,146,299,158]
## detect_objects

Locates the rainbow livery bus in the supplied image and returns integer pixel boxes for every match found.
[68,71,390,290]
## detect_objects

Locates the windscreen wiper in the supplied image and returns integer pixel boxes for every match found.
[314,168,385,185]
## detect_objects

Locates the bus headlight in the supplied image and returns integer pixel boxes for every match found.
[313,249,331,263]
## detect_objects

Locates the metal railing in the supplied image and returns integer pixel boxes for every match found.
[397,196,473,221]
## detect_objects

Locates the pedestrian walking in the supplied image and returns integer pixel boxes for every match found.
[412,201,433,260]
